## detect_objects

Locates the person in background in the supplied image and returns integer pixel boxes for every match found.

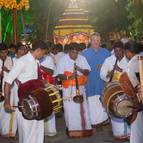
[64,44,70,54]
[82,32,110,128]
[54,44,65,65]
[79,43,86,53]
[8,44,17,59]
[0,43,14,137]
[39,43,57,137]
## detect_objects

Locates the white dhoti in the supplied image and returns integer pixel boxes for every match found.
[130,112,143,143]
[0,83,18,137]
[63,86,92,137]
[88,95,108,126]
[111,117,130,139]
[44,113,57,136]
[16,110,44,143]
[0,105,17,137]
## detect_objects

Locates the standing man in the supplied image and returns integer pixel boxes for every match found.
[40,45,57,137]
[124,41,143,143]
[3,40,47,143]
[82,32,110,127]
[100,41,130,140]
[57,43,92,137]
[0,43,13,137]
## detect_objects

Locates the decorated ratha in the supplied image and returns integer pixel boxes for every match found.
[53,0,94,46]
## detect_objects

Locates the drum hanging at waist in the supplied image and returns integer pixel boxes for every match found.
[101,79,139,121]
[18,79,62,120]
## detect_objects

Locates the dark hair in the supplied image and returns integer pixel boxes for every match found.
[79,43,86,51]
[9,43,17,49]
[124,41,142,54]
[0,43,7,51]
[31,40,47,51]
[16,42,25,51]
[46,41,53,48]
[55,44,63,52]
[113,41,124,49]
[69,42,79,51]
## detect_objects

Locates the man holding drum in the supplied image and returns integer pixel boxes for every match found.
[100,41,130,140]
[3,40,47,143]
[124,41,143,143]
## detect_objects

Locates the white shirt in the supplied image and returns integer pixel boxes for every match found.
[126,55,139,87]
[5,52,39,84]
[0,56,13,85]
[55,52,65,65]
[0,56,13,72]
[40,55,55,71]
[56,54,91,76]
[100,55,128,82]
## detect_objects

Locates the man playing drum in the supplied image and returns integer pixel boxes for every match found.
[100,41,130,140]
[3,40,47,143]
[124,41,143,143]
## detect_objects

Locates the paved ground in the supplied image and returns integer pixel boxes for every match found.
[0,114,129,143]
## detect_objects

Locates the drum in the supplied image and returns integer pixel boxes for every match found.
[101,77,139,119]
[18,79,62,120]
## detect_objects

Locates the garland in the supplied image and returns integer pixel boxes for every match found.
[0,0,29,10]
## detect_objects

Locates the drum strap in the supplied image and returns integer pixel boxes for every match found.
[37,63,42,80]
[109,58,118,82]
[15,79,21,87]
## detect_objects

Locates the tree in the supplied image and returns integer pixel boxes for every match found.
[126,0,143,39]
[29,0,68,40]
[86,0,128,36]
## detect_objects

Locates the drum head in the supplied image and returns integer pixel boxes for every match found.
[117,100,133,117]
[31,88,53,120]
[101,81,123,111]
[110,94,135,118]
[20,88,54,120]
[21,97,36,120]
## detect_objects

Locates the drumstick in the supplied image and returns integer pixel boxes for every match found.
[49,91,59,96]
[12,105,23,108]
[109,58,118,82]
[138,55,143,103]
[127,105,142,111]
[52,99,62,104]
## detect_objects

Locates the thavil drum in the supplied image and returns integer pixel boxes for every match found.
[101,73,139,119]
[18,79,62,120]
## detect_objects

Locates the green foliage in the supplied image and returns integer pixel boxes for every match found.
[1,9,30,43]
[1,0,143,42]
[126,0,143,38]
[86,0,128,34]
[29,0,68,40]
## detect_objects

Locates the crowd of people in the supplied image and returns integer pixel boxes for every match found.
[0,32,143,143]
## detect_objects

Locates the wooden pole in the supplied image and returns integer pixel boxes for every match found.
[12,9,18,44]
[0,8,2,42]
[138,55,143,103]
